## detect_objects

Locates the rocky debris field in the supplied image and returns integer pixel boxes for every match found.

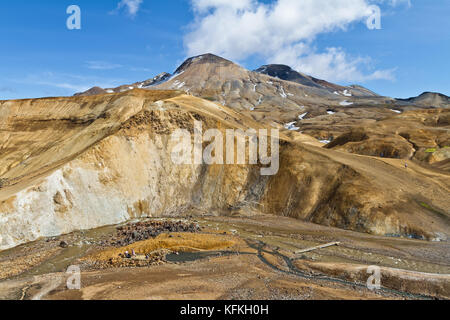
[83,248,172,270]
[0,219,204,279]
[102,220,202,248]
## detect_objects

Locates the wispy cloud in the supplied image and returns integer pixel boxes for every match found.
[12,72,125,95]
[376,0,411,8]
[34,81,90,92]
[184,0,410,83]
[85,61,153,73]
[86,61,123,70]
[129,66,153,72]
[114,0,144,18]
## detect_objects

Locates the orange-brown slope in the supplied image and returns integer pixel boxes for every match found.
[0,90,448,251]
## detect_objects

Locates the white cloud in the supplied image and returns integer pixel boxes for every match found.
[184,0,408,83]
[376,0,411,7]
[116,0,143,17]
[274,46,396,82]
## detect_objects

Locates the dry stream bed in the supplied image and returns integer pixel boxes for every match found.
[0,214,449,300]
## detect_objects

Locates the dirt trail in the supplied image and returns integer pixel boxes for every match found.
[30,274,64,300]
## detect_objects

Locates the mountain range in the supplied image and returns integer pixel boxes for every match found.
[75,54,450,164]
[77,53,449,109]
[1,52,449,300]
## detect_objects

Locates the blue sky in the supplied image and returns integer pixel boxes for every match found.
[0,0,448,100]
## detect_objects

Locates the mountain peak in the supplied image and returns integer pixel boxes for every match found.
[73,86,106,97]
[174,53,234,74]
[255,64,323,89]
[256,64,293,72]
[419,92,449,99]
[397,91,449,108]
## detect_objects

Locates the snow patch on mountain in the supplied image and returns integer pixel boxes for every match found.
[340,100,354,106]
[298,112,308,120]
[284,122,300,131]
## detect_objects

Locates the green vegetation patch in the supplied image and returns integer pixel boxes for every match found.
[418,201,449,223]
[202,96,217,102]
[420,202,432,210]
[425,148,437,153]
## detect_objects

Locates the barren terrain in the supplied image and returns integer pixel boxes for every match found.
[0,54,449,300]
[0,215,448,300]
